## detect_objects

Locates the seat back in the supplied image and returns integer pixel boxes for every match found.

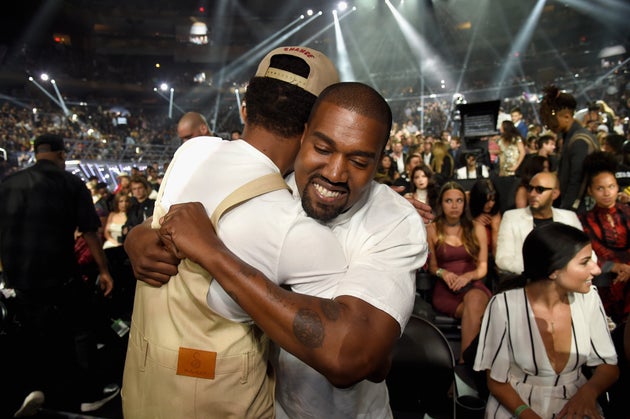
[387,315,456,418]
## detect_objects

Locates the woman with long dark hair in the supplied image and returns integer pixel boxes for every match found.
[474,223,618,419]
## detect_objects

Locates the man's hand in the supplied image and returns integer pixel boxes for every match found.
[611,262,630,283]
[405,196,434,224]
[124,217,180,287]
[97,272,114,297]
[390,185,405,194]
[474,213,492,227]
[158,202,221,265]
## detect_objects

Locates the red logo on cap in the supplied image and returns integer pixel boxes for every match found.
[283,47,315,59]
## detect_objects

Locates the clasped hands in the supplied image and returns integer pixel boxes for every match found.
[124,202,220,287]
[441,270,472,292]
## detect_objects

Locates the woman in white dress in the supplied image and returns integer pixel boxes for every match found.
[474,222,618,419]
[103,192,130,249]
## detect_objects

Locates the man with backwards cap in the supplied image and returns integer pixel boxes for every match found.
[0,134,115,416]
[125,49,429,418]
[123,46,346,418]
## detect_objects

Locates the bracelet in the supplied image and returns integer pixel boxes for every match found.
[436,268,444,278]
[514,404,530,417]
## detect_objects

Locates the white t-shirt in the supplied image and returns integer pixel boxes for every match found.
[153,136,348,322]
[275,175,428,419]
[156,138,428,418]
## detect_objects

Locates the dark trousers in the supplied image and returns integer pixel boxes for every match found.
[0,279,102,416]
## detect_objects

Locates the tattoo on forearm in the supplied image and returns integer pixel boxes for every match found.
[321,299,340,321]
[293,309,324,348]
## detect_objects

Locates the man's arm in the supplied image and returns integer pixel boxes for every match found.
[560,139,589,209]
[82,231,114,297]
[124,217,180,287]
[158,202,403,387]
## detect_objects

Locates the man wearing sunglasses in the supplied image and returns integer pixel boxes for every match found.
[495,172,584,276]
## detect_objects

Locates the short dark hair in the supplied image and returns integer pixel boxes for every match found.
[244,54,317,139]
[312,82,393,151]
[129,175,151,192]
[536,134,555,150]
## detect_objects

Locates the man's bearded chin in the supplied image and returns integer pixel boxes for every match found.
[301,187,344,222]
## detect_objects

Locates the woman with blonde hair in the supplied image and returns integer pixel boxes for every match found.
[431,141,454,184]
[498,120,526,176]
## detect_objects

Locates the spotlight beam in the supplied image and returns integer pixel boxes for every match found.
[298,8,355,48]
[561,0,630,26]
[168,88,174,119]
[28,76,63,110]
[234,89,244,125]
[211,13,323,132]
[333,10,356,81]
[340,19,379,89]
[447,0,488,130]
[384,0,450,88]
[153,88,185,115]
[493,0,546,96]
[220,15,305,77]
[0,94,31,110]
[50,79,70,116]
[241,12,323,69]
[575,57,630,99]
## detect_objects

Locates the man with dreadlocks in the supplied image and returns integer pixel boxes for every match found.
[540,85,599,212]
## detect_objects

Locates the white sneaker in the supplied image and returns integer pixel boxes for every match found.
[80,384,120,413]
[14,390,45,417]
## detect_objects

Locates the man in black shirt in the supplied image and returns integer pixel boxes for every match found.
[123,175,156,238]
[0,134,115,416]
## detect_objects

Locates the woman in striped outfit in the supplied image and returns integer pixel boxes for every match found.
[474,222,618,418]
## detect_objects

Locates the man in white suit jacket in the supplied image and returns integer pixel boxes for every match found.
[496,171,584,275]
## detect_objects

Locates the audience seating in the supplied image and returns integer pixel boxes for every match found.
[387,314,457,418]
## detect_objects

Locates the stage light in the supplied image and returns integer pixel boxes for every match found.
[40,73,49,82]
[190,21,209,45]
[337,2,348,12]
[307,9,314,16]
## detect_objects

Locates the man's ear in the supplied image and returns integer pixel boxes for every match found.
[300,123,308,145]
[552,188,561,200]
[240,102,247,122]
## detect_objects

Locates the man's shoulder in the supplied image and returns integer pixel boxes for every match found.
[502,207,528,220]
[364,182,423,224]
[551,207,580,223]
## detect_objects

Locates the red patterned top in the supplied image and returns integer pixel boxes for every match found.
[579,203,630,322]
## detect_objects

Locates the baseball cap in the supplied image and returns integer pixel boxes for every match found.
[254,46,339,96]
[34,134,67,153]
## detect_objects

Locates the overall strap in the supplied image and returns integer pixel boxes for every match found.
[210,172,289,227]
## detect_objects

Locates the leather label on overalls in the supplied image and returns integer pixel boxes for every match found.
[176,347,217,379]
